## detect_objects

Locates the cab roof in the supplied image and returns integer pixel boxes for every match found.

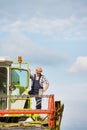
[0,56,13,66]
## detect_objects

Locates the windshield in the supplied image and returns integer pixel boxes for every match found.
[11,68,29,95]
[0,67,7,94]
[0,67,7,109]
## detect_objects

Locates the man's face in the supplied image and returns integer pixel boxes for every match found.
[36,71,41,76]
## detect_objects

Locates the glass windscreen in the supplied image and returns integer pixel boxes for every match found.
[0,67,7,109]
[10,69,28,95]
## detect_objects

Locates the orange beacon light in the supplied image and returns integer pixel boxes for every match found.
[18,56,22,63]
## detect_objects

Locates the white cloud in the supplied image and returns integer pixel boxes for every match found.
[68,56,87,73]
[0,16,87,39]
[0,31,66,66]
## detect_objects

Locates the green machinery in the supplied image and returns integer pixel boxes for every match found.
[0,56,64,130]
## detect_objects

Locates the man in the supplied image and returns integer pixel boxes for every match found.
[24,67,49,109]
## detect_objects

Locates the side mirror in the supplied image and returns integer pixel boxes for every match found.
[9,85,16,91]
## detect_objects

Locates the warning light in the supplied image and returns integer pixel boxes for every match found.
[18,56,22,63]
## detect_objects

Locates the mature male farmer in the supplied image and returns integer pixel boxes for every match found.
[24,67,49,109]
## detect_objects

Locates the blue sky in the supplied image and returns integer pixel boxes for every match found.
[0,0,87,130]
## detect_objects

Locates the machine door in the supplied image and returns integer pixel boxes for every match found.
[10,68,29,109]
[0,67,7,109]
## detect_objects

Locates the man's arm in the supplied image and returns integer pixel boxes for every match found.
[43,82,49,92]
[42,75,49,92]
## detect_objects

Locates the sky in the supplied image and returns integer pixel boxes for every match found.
[0,0,87,130]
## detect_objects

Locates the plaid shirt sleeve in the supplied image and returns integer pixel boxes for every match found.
[40,75,49,87]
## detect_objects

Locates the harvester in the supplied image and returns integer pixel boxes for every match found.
[0,56,64,130]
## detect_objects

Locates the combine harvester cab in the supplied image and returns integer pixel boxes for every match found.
[0,56,64,130]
